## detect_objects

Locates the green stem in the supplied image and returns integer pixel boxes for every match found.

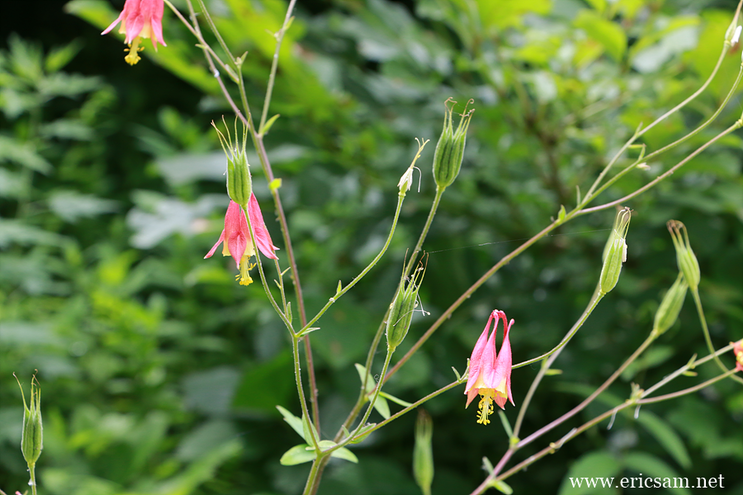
[404,186,444,277]
[259,0,298,134]
[291,335,319,449]
[473,344,738,494]
[578,121,742,215]
[691,289,743,384]
[384,217,564,384]
[337,185,445,440]
[639,369,738,404]
[641,342,734,397]
[512,290,604,438]
[582,60,743,209]
[29,462,37,495]
[301,192,406,333]
[516,329,654,446]
[301,456,323,495]
[583,39,730,202]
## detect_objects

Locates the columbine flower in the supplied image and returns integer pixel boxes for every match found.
[204,195,278,286]
[733,340,743,372]
[464,310,515,425]
[102,0,166,66]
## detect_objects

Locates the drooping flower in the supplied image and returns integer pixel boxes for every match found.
[102,0,166,66]
[204,195,278,286]
[464,310,515,425]
[733,340,743,372]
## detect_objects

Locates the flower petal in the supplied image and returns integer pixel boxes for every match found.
[247,193,279,260]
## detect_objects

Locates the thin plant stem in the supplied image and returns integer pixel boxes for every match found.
[642,342,734,397]
[195,0,236,68]
[512,290,604,438]
[578,121,742,215]
[302,455,323,495]
[301,193,406,333]
[337,184,445,440]
[639,369,738,404]
[291,335,319,448]
[472,345,738,494]
[691,289,743,384]
[259,0,298,134]
[582,37,730,201]
[164,0,235,81]
[517,329,655,447]
[472,365,737,495]
[29,463,37,495]
[384,218,563,384]
[582,61,743,209]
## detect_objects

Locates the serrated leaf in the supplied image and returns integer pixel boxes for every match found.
[276,406,305,440]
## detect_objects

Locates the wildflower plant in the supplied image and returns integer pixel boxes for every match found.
[11,0,743,494]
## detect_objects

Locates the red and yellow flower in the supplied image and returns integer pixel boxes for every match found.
[464,310,515,425]
[205,195,278,286]
[102,0,166,65]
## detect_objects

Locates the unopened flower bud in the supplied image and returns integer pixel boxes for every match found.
[213,118,252,208]
[652,273,688,336]
[15,374,43,467]
[398,138,429,196]
[599,207,631,296]
[413,410,434,495]
[432,98,474,190]
[667,220,700,291]
[386,261,427,352]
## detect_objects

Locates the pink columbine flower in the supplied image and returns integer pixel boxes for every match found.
[102,0,166,65]
[204,195,278,286]
[734,340,743,372]
[464,310,515,425]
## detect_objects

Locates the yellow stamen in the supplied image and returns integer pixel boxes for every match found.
[476,391,495,425]
[124,37,144,66]
[237,254,256,286]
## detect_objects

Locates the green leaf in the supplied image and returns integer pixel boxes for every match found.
[261,114,281,135]
[623,452,692,495]
[276,406,305,440]
[379,391,412,408]
[45,40,83,73]
[636,411,692,469]
[350,423,376,444]
[558,451,621,495]
[490,479,513,495]
[354,363,391,419]
[574,10,627,63]
[279,443,316,465]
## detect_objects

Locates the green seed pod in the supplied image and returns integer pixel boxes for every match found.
[386,261,426,352]
[653,273,688,336]
[667,220,700,291]
[432,98,474,190]
[599,207,631,296]
[413,410,434,495]
[16,374,43,467]
[213,118,252,208]
[226,151,252,207]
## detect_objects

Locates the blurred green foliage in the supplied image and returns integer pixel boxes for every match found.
[2,0,743,494]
